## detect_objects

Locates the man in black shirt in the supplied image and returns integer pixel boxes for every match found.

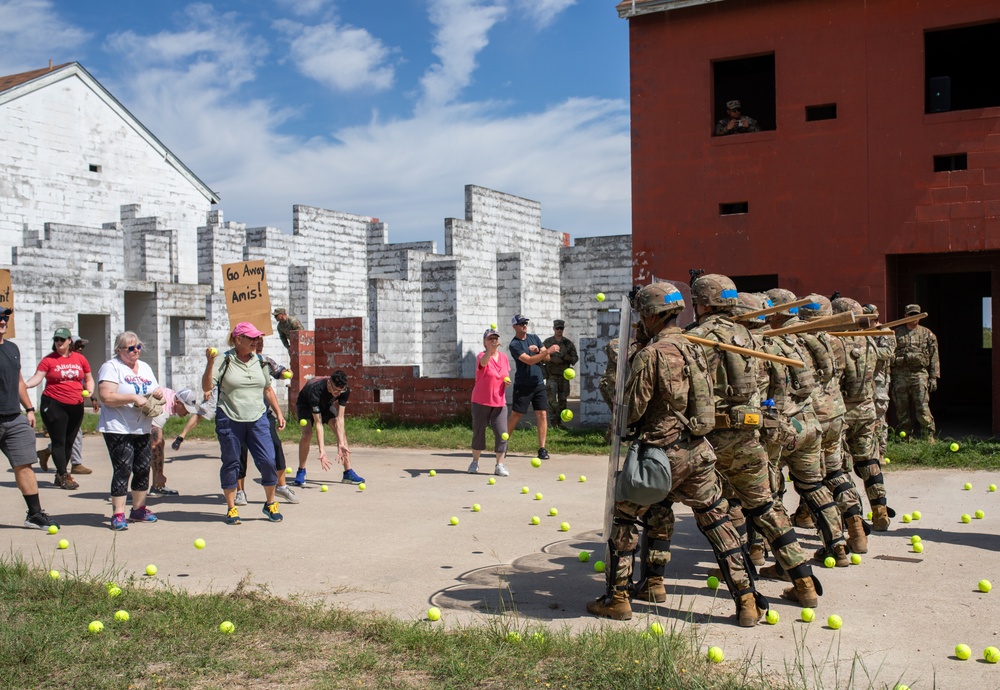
[295,370,364,485]
[508,313,559,460]
[0,308,59,530]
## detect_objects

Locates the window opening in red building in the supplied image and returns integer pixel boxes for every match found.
[719,202,749,215]
[933,153,968,172]
[731,275,778,293]
[712,54,776,135]
[925,21,1000,113]
[805,104,837,121]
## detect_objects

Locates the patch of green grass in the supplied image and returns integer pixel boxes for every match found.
[0,556,779,690]
[884,435,1000,470]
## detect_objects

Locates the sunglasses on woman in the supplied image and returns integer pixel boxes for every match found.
[119,344,143,353]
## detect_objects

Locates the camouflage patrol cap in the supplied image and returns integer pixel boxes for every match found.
[862,303,879,315]
[634,282,685,317]
[765,288,799,316]
[905,304,921,315]
[799,294,832,319]
[691,273,739,309]
[831,297,863,318]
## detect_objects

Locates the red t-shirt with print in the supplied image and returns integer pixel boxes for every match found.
[38,351,90,405]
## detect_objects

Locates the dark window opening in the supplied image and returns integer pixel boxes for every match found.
[373,389,394,403]
[731,274,779,293]
[713,54,776,135]
[933,153,968,172]
[89,164,101,173]
[806,104,837,121]
[720,202,749,215]
[925,21,1000,113]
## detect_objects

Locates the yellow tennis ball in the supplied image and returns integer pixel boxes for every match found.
[429,470,436,477]
[990,484,997,492]
[47,525,58,534]
[219,621,235,634]
[530,516,540,525]
[912,510,922,520]
[490,323,497,329]
[980,579,993,593]
[801,608,815,622]
[501,432,509,440]
[578,551,590,562]
[507,631,522,643]
[950,442,959,452]
[81,390,90,397]
[145,564,157,576]
[558,473,565,481]
[488,477,496,485]
[707,646,724,663]
[472,503,481,512]
[985,646,1000,663]
[209,348,218,356]
[649,622,664,636]
[88,620,104,634]
[194,538,206,550]
[579,475,587,482]
[114,610,129,622]
[521,486,529,494]
[562,369,576,381]
[827,614,843,629]
[531,458,542,468]
[427,607,441,621]
[963,482,972,490]
[706,575,720,590]
[913,542,924,553]
[449,516,459,526]
[765,610,779,625]
[560,409,573,422]
[975,509,985,519]
[107,586,122,598]
[299,419,307,427]
[596,292,606,302]
[961,514,971,523]
[899,431,906,438]
[560,522,570,532]
[503,377,511,384]
[48,570,60,580]
[955,643,972,660]
[534,492,543,500]
[594,561,605,573]
[358,483,366,491]
[549,507,558,516]
[850,553,862,565]
[57,539,68,549]
[824,556,836,568]
[282,370,292,379]
[320,484,329,492]
[901,514,912,523]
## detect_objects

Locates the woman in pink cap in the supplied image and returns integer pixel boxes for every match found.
[202,322,286,525]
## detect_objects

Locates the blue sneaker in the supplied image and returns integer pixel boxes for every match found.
[342,469,365,485]
[293,468,307,487]
[129,506,158,523]
[226,507,241,525]
[111,513,129,531]
[262,502,283,522]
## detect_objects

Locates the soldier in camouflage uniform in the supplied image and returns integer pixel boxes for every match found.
[543,320,578,428]
[833,297,896,532]
[588,282,766,627]
[680,275,819,607]
[273,308,304,352]
[863,304,895,460]
[891,304,940,441]
[760,289,850,568]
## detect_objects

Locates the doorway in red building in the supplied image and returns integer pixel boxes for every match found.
[889,252,1000,437]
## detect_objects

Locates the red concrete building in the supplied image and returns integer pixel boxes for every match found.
[618,0,1000,434]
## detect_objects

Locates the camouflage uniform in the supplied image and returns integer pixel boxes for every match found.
[588,283,764,626]
[864,305,895,459]
[274,309,304,351]
[543,323,578,427]
[891,309,939,439]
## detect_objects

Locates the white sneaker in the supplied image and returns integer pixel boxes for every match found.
[494,463,509,477]
[234,489,248,506]
[467,460,479,474]
[275,485,299,504]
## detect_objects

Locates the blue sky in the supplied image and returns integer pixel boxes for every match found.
[0,0,631,247]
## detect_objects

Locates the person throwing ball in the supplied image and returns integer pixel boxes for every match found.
[295,370,364,486]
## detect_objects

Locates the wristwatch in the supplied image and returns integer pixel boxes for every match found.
[24,407,34,413]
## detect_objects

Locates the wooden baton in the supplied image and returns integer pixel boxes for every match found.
[763,311,856,337]
[684,334,805,368]
[880,312,927,329]
[733,297,813,322]
[828,329,895,337]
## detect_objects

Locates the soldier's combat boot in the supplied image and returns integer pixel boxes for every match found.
[833,544,850,567]
[736,592,765,628]
[759,563,791,582]
[846,515,868,554]
[748,543,766,567]
[871,505,891,532]
[587,587,632,620]
[632,577,666,604]
[781,578,819,608]
[792,503,815,530]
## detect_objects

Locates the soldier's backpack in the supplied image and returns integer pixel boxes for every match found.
[678,340,716,436]
[698,318,758,405]
[799,332,836,385]
[841,337,875,403]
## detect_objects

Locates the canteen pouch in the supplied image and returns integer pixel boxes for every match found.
[616,442,673,505]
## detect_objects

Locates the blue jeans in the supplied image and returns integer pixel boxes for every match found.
[216,410,277,490]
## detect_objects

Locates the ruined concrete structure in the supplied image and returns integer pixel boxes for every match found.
[1,62,631,425]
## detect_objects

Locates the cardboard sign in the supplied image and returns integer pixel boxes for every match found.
[222,260,273,335]
[0,269,14,339]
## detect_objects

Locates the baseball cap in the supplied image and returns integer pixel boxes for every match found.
[53,327,72,340]
[174,388,200,414]
[273,308,287,317]
[483,328,500,339]
[232,322,265,339]
[511,313,529,326]
[905,304,921,315]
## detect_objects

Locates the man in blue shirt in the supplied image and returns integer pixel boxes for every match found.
[508,314,560,460]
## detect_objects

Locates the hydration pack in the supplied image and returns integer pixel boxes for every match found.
[699,318,758,405]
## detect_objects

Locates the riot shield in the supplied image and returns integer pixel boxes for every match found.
[603,295,635,568]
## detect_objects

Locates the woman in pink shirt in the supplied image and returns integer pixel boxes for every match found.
[468,328,511,477]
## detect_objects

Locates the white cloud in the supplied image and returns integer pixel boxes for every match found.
[273,0,330,17]
[420,0,506,109]
[516,0,577,28]
[0,0,89,75]
[279,19,395,92]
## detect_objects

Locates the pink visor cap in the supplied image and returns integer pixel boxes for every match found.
[232,322,265,339]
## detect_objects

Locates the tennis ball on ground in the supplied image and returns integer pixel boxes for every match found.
[219,621,235,634]
[449,516,459,526]
[358,483,366,491]
[894,685,910,690]
[913,543,924,553]
[47,525,58,534]
[534,492,543,500]
[507,631,522,643]
[899,431,906,438]
[427,607,441,621]
[901,514,912,523]
[320,484,328,492]
[299,419,307,427]
[114,610,129,622]
[578,551,590,562]
[827,614,843,630]
[707,646,724,663]
[706,576,720,590]
[950,442,960,452]
[88,621,104,634]
[107,586,122,598]
[596,293,606,302]
[961,514,971,523]
[57,539,68,549]
[521,486,529,494]
[81,390,90,397]
[955,643,972,660]
[912,510,922,520]
[530,516,540,525]
[975,509,985,519]
[488,477,496,485]
[501,432,509,440]
[560,522,570,532]
[560,409,573,422]
[649,622,664,636]
[824,556,836,568]
[429,470,436,477]
[472,503,481,512]
[851,553,862,565]
[376,428,381,433]
[990,484,997,492]
[766,610,779,625]
[980,579,992,593]
[282,370,292,379]
[549,507,558,516]
[801,608,815,622]
[531,458,542,468]
[910,535,921,544]
[579,475,587,483]
[194,538,206,550]
[563,369,576,381]
[985,647,1000,663]
[558,473,565,481]
[594,561,605,573]
[49,570,60,580]
[145,564,157,577]
[964,482,972,490]
[530,632,545,644]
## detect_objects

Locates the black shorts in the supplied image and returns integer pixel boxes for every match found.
[296,403,333,425]
[511,384,548,414]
